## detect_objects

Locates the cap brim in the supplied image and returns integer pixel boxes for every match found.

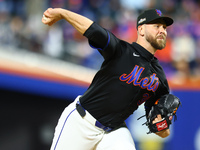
[147,16,174,27]
[162,17,174,26]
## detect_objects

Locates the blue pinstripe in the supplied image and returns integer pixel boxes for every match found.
[53,108,77,150]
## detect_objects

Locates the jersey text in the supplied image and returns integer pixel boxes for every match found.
[119,65,159,92]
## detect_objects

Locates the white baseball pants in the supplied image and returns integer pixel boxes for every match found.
[50,96,136,150]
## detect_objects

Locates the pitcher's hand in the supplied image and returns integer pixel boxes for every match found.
[42,8,63,26]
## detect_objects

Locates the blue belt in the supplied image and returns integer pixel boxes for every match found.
[76,101,113,132]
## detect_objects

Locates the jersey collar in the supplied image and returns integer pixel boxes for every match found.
[132,42,155,62]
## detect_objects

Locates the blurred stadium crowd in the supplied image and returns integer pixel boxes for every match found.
[0,0,200,80]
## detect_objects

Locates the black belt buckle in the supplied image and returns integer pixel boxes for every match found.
[76,102,86,117]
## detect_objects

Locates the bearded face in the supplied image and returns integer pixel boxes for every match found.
[145,31,166,50]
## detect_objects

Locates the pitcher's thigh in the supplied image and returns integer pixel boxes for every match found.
[50,108,103,150]
[96,127,136,150]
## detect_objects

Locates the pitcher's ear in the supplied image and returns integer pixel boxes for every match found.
[138,25,145,36]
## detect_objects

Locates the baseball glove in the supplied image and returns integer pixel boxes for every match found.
[143,94,181,134]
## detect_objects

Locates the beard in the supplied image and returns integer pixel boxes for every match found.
[146,33,166,50]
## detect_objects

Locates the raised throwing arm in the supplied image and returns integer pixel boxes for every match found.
[42,8,93,35]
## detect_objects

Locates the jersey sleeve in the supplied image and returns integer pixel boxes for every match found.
[144,96,158,116]
[83,22,121,60]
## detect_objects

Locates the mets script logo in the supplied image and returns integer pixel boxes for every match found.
[119,65,159,92]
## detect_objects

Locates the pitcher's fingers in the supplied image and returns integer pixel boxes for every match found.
[44,8,53,17]
[42,15,50,24]
[157,114,162,120]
